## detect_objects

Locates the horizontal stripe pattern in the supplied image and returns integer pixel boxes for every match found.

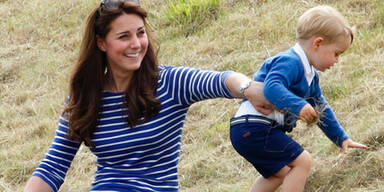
[32,66,233,191]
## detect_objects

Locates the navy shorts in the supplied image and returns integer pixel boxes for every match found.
[230,115,304,178]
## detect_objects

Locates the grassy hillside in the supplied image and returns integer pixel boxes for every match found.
[1,0,383,191]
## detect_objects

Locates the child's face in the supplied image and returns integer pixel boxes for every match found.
[310,35,351,72]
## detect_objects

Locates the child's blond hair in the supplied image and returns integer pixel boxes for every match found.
[296,5,354,44]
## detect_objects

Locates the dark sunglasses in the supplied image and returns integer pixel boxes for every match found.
[100,0,140,8]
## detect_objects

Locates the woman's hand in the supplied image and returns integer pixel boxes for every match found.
[244,81,274,115]
[225,73,274,115]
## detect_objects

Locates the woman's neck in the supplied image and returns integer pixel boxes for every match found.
[104,72,133,93]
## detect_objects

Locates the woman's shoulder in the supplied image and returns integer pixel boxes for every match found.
[158,65,199,75]
[158,64,192,71]
[158,65,176,74]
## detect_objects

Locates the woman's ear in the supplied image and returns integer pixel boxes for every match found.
[312,37,324,50]
[96,36,106,52]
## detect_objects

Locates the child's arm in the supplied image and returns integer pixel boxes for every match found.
[261,57,309,117]
[310,95,349,147]
[313,96,366,150]
[309,83,367,150]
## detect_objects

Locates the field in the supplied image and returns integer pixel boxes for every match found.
[0,0,383,191]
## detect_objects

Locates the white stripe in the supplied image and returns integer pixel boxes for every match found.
[40,161,66,176]
[144,162,178,176]
[95,109,182,141]
[91,190,116,192]
[54,135,80,145]
[99,114,127,121]
[94,122,181,155]
[94,177,178,190]
[156,172,178,180]
[188,69,199,103]
[46,153,72,164]
[157,68,170,97]
[199,71,211,99]
[59,116,68,123]
[100,108,128,114]
[182,68,191,104]
[42,159,69,170]
[95,119,182,149]
[36,167,62,181]
[102,94,124,100]
[51,141,79,150]
[98,137,181,164]
[99,157,178,175]
[58,122,68,129]
[49,148,76,157]
[96,122,126,129]
[94,106,186,137]
[206,72,216,99]
[127,152,179,170]
[102,101,123,107]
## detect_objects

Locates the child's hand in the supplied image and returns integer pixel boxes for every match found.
[341,138,368,153]
[299,104,318,123]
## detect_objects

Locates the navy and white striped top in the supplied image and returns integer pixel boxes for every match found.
[32,65,233,192]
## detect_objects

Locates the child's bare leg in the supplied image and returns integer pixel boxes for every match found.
[281,150,312,192]
[250,166,290,192]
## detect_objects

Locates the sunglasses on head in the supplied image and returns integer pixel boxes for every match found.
[100,0,140,8]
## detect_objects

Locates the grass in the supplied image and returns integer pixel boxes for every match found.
[1,0,383,191]
[163,0,220,36]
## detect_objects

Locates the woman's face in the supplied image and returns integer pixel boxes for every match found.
[97,13,148,78]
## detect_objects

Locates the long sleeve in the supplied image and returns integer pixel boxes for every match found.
[32,115,81,192]
[257,55,308,116]
[158,66,234,106]
[308,80,349,147]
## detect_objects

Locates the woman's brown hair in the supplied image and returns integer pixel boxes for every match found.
[64,2,161,147]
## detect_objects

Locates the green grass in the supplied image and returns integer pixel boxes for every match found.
[1,0,384,191]
[162,0,220,37]
[373,0,384,27]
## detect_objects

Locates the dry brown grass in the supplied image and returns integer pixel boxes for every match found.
[1,0,383,191]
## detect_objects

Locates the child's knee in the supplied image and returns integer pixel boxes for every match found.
[274,165,290,179]
[290,150,312,170]
[299,150,312,170]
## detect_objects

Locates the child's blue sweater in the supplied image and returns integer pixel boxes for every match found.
[254,45,349,147]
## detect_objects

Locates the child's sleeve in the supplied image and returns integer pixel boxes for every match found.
[308,80,349,147]
[262,56,308,116]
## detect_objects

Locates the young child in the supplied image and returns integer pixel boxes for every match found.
[230,5,367,192]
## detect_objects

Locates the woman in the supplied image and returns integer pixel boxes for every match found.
[24,0,272,191]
